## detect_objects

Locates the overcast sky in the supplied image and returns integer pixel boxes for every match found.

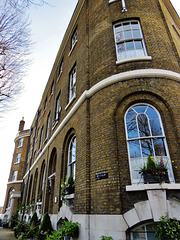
[0,0,179,207]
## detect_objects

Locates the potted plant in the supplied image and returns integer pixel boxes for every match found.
[61,175,75,202]
[139,155,169,184]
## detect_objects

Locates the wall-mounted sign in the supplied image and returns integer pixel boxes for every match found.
[95,170,108,181]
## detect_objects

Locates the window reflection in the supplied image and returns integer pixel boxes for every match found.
[153,138,166,156]
[141,139,153,157]
[137,114,150,137]
[150,119,162,136]
[129,140,141,158]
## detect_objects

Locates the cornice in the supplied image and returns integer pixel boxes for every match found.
[23,69,180,179]
[14,131,30,143]
[30,0,86,127]
[7,180,23,185]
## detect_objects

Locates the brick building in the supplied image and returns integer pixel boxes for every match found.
[2,118,30,225]
[2,0,180,239]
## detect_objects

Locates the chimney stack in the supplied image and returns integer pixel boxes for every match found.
[19,117,25,132]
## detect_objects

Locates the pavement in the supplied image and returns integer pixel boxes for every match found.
[0,227,15,240]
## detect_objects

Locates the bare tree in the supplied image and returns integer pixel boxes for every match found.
[8,0,49,8]
[0,0,31,113]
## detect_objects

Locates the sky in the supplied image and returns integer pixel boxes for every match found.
[0,0,179,207]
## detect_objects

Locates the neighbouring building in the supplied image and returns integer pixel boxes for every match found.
[2,0,180,239]
[2,118,30,225]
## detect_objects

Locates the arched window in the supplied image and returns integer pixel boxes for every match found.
[67,135,76,180]
[125,103,174,184]
[130,223,157,240]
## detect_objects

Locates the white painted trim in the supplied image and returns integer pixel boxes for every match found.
[65,95,76,110]
[48,172,56,179]
[23,69,180,179]
[14,131,30,143]
[68,40,77,57]
[7,180,23,185]
[126,183,180,191]
[116,56,152,65]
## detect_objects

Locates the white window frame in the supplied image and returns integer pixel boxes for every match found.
[12,171,18,181]
[69,65,76,102]
[55,92,61,121]
[15,153,21,164]
[59,59,63,77]
[67,135,76,180]
[125,103,174,184]
[71,27,78,50]
[50,82,54,95]
[113,20,148,62]
[44,97,47,111]
[45,112,51,139]
[39,127,44,151]
[18,138,23,148]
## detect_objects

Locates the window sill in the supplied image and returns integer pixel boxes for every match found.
[57,72,62,82]
[64,193,75,200]
[48,93,53,101]
[43,138,48,144]
[14,162,20,165]
[52,118,59,130]
[116,56,152,65]
[68,40,77,57]
[109,0,118,3]
[65,95,76,111]
[126,183,180,192]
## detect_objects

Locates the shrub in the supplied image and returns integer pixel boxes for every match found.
[46,220,79,240]
[27,211,40,238]
[155,216,180,240]
[13,220,27,239]
[30,212,39,225]
[38,213,53,240]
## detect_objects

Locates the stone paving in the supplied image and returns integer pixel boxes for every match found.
[0,227,15,240]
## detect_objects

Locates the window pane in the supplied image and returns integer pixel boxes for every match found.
[141,139,153,157]
[132,225,145,240]
[126,49,137,58]
[146,224,157,240]
[117,42,125,52]
[137,114,150,137]
[115,32,124,41]
[131,21,139,29]
[126,108,137,122]
[124,30,133,39]
[133,105,147,113]
[146,106,159,119]
[117,51,126,60]
[150,119,163,136]
[127,121,139,139]
[72,142,76,162]
[134,40,143,49]
[132,29,141,38]
[123,22,130,30]
[126,41,134,50]
[129,140,141,158]
[115,24,123,33]
[136,49,145,57]
[153,138,166,156]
